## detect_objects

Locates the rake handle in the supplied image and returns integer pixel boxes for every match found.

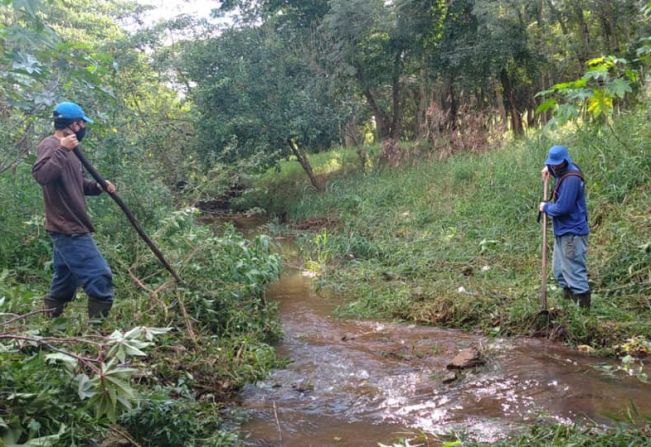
[73,147,182,283]
[541,175,549,311]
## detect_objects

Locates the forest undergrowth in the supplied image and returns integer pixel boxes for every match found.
[1,163,281,445]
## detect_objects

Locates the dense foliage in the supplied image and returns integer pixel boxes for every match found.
[179,0,651,179]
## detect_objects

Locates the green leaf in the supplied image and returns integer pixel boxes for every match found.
[11,52,42,75]
[76,374,96,400]
[13,0,42,18]
[141,326,172,341]
[45,353,77,367]
[552,103,580,124]
[586,56,605,66]
[104,375,137,400]
[535,98,557,114]
[534,88,554,98]
[605,78,632,99]
[587,89,613,117]
[551,78,587,90]
[564,88,593,101]
[14,424,66,446]
[583,68,609,81]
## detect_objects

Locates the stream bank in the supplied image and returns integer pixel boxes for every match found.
[232,229,650,447]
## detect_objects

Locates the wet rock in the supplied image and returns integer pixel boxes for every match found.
[446,348,484,370]
[341,333,355,342]
[442,372,458,384]
[291,381,314,393]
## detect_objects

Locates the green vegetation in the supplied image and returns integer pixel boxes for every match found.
[1,1,281,444]
[276,106,650,353]
[1,184,281,444]
[465,422,651,446]
[380,422,651,447]
[2,0,650,444]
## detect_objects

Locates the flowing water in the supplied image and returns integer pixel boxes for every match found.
[233,230,650,446]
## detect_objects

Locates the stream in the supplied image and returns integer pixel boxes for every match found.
[227,223,650,446]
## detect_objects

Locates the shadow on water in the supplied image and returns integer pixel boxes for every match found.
[215,218,650,447]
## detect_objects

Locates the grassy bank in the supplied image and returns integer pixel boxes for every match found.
[380,421,651,447]
[258,109,650,354]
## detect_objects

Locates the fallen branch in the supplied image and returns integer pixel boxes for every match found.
[110,426,143,447]
[175,290,198,346]
[0,334,101,373]
[272,401,283,445]
[1,309,51,326]
[127,268,169,317]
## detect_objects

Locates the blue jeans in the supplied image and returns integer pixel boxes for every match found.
[552,234,589,294]
[49,233,113,303]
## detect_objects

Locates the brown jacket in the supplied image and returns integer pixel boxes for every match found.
[32,136,102,234]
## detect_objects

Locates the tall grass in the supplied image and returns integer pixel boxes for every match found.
[282,108,651,350]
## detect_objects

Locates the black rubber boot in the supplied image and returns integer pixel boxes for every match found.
[574,291,591,309]
[43,295,66,318]
[88,297,112,319]
[562,287,573,300]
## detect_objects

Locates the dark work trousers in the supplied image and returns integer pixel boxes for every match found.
[48,233,113,303]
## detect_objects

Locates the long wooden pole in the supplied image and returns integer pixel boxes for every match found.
[73,147,182,283]
[541,176,549,311]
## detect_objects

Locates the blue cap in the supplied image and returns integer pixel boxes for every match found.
[53,102,93,123]
[545,145,572,166]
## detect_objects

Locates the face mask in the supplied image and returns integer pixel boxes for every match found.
[548,162,566,177]
[75,126,87,142]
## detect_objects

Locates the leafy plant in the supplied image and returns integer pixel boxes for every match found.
[536,56,638,126]
[1,325,170,444]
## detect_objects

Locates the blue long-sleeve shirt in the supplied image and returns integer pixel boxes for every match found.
[543,166,589,237]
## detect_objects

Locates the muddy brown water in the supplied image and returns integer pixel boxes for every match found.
[224,224,650,446]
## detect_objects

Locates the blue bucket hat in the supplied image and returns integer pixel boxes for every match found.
[53,102,93,123]
[545,145,572,166]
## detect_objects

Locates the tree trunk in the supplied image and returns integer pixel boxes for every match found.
[356,146,368,173]
[494,78,507,129]
[499,68,523,136]
[443,76,458,130]
[343,115,360,147]
[416,68,429,139]
[344,116,367,173]
[595,0,617,52]
[362,87,390,140]
[389,50,403,141]
[545,0,569,36]
[572,3,591,64]
[287,138,323,192]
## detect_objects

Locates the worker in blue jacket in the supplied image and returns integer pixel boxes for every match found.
[539,145,591,308]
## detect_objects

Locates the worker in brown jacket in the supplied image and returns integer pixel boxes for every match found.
[32,102,116,319]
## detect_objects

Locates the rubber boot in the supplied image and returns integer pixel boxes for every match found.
[88,296,112,319]
[574,291,591,309]
[562,287,573,301]
[43,295,66,318]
